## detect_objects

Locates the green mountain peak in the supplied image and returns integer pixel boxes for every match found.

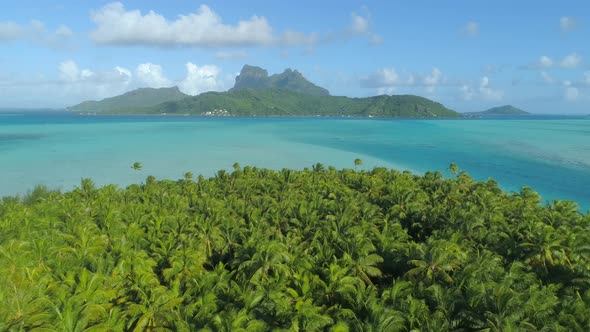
[230,64,330,96]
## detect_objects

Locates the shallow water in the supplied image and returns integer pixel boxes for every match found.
[1,111,589,211]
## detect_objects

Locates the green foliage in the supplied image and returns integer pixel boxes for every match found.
[129,88,461,118]
[354,158,363,169]
[68,87,188,112]
[132,162,142,171]
[67,64,461,118]
[470,104,530,116]
[231,64,330,96]
[1,167,589,330]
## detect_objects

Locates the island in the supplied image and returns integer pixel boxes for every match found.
[68,86,188,113]
[68,65,462,118]
[465,105,530,116]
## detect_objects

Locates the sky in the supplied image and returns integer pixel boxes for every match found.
[0,0,589,113]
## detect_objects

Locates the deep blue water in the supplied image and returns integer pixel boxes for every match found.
[1,111,589,212]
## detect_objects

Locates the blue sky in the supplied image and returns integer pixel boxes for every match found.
[0,1,589,113]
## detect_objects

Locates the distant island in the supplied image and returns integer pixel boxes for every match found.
[68,64,462,118]
[465,105,530,116]
[68,86,188,113]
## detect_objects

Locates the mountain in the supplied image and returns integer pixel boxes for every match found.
[108,88,461,118]
[67,65,460,118]
[230,65,330,96]
[466,105,530,116]
[67,86,188,112]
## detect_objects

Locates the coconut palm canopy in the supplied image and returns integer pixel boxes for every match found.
[1,165,589,331]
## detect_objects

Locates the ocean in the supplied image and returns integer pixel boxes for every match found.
[1,111,589,211]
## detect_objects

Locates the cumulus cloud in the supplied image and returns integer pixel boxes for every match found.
[214,51,249,60]
[57,60,132,85]
[178,63,224,95]
[0,22,24,41]
[360,68,400,88]
[563,81,579,101]
[560,16,576,32]
[346,10,381,45]
[584,71,590,85]
[361,67,445,89]
[1,59,228,107]
[90,2,318,48]
[59,60,86,81]
[526,54,582,70]
[424,68,442,92]
[0,20,72,47]
[479,76,503,100]
[538,56,553,68]
[58,60,224,97]
[461,76,503,101]
[463,21,479,36]
[560,53,581,68]
[135,63,172,88]
[89,3,380,49]
[350,12,370,34]
[369,34,382,45]
[540,71,554,84]
[46,60,133,105]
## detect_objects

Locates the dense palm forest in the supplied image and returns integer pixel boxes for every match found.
[1,164,589,331]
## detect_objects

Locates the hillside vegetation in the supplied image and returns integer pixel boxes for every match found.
[1,165,589,330]
[467,105,530,116]
[68,65,461,118]
[114,88,462,118]
[68,87,188,112]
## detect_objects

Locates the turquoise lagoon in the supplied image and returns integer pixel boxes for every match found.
[1,111,589,211]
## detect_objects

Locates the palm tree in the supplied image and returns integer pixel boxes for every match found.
[354,158,363,170]
[132,162,142,171]
[406,239,466,285]
[448,163,459,176]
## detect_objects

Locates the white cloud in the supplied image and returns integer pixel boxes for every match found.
[49,60,133,105]
[538,56,553,68]
[424,68,442,87]
[461,76,503,101]
[563,81,579,101]
[0,22,24,41]
[214,51,249,60]
[59,60,83,81]
[361,67,445,92]
[0,60,221,107]
[350,12,370,34]
[369,34,382,45]
[360,68,400,87]
[540,71,554,84]
[347,10,382,45]
[584,71,590,85]
[135,63,172,88]
[479,76,503,101]
[460,85,475,101]
[463,21,479,36]
[0,20,72,47]
[178,63,224,95]
[560,53,581,68]
[115,66,132,79]
[377,87,396,95]
[90,2,318,48]
[89,3,382,49]
[423,68,443,93]
[560,16,576,32]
